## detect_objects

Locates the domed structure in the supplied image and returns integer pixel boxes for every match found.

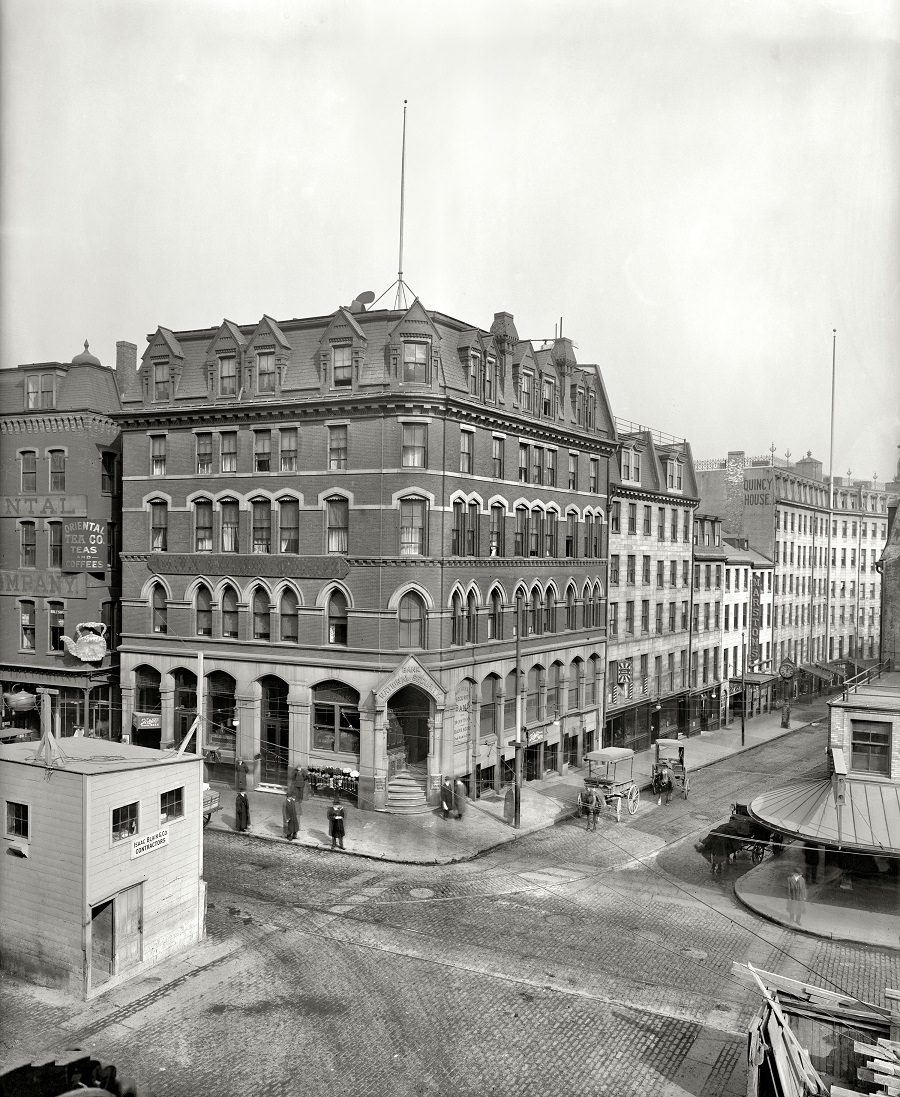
[71,339,101,367]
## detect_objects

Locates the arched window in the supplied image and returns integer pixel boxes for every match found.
[150,501,168,551]
[514,506,528,556]
[194,500,213,552]
[529,506,542,556]
[547,662,562,717]
[451,591,465,646]
[399,592,426,649]
[279,499,299,553]
[252,499,271,554]
[280,589,299,642]
[529,587,541,634]
[526,666,543,723]
[480,675,500,738]
[135,665,161,713]
[221,585,239,639]
[252,589,270,640]
[583,514,594,558]
[20,522,36,567]
[466,591,478,644]
[568,656,583,711]
[196,584,212,636]
[504,669,519,730]
[545,512,558,557]
[489,504,505,557]
[565,586,577,630]
[21,451,37,493]
[328,590,348,645]
[326,496,349,554]
[544,588,556,633]
[312,680,360,754]
[487,589,503,640]
[151,584,167,634]
[565,511,578,557]
[220,499,239,553]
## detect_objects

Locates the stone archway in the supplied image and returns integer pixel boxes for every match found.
[386,685,433,768]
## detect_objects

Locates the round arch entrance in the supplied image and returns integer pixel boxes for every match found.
[386,685,433,769]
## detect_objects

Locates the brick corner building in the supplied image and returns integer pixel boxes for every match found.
[114,298,618,811]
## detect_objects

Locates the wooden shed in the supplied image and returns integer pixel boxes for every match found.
[1,731,206,998]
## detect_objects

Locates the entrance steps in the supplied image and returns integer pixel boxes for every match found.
[384,765,430,814]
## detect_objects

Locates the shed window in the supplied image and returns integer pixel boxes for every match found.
[160,787,184,823]
[112,802,139,842]
[850,720,890,775]
[6,801,29,840]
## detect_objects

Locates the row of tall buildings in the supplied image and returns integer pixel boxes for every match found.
[1,296,895,811]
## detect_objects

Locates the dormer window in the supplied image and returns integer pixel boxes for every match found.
[24,375,52,410]
[621,448,641,485]
[542,379,556,418]
[219,356,237,397]
[666,460,683,492]
[520,371,534,412]
[333,345,352,387]
[402,342,428,383]
[586,392,596,429]
[152,361,169,401]
[575,388,585,425]
[469,354,480,396]
[483,357,495,403]
[257,351,276,393]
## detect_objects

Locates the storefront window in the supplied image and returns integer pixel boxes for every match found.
[312,681,360,754]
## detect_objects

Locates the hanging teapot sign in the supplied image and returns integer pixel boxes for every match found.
[61,622,108,663]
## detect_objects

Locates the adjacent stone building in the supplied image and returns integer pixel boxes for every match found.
[695,450,888,692]
[114,298,618,811]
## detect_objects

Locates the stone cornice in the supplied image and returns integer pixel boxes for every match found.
[612,484,701,507]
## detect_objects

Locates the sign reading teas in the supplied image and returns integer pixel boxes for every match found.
[131,827,169,859]
[62,519,105,571]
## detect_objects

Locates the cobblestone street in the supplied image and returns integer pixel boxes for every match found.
[3,725,899,1096]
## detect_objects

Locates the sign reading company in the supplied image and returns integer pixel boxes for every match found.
[0,569,87,598]
[131,827,169,859]
[743,475,772,508]
[62,519,106,571]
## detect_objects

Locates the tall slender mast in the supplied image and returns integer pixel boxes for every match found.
[824,329,836,664]
[393,100,409,311]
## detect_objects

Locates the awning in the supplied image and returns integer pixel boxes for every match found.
[748,778,900,855]
[800,664,834,684]
[728,672,777,687]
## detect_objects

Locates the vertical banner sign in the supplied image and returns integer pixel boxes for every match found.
[750,574,762,666]
[453,681,470,746]
[62,519,106,571]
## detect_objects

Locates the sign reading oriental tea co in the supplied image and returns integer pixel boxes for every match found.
[62,519,105,571]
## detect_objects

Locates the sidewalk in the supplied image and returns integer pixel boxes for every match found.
[208,698,829,865]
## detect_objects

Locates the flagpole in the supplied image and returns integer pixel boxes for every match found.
[824,329,836,664]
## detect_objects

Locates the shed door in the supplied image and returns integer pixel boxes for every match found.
[90,899,114,988]
[115,883,143,971]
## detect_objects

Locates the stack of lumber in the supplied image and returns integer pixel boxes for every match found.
[849,1038,900,1096]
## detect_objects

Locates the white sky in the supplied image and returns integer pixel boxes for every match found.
[2,0,898,482]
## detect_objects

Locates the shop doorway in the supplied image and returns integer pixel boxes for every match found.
[386,686,432,767]
[260,676,289,787]
[90,883,142,991]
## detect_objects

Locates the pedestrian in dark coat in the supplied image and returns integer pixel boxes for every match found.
[327,796,346,850]
[235,790,250,832]
[454,778,468,820]
[440,778,454,820]
[787,869,807,925]
[282,791,299,841]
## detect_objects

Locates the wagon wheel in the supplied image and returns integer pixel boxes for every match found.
[626,784,640,815]
[751,840,765,864]
[682,776,690,800]
[651,773,663,796]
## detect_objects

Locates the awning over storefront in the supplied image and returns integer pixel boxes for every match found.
[800,664,834,683]
[748,778,900,855]
[728,673,777,688]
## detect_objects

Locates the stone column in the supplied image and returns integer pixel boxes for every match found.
[159,682,175,750]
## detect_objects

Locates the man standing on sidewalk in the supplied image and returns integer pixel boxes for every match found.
[787,869,807,925]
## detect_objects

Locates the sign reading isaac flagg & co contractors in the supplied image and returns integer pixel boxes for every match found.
[131,827,169,859]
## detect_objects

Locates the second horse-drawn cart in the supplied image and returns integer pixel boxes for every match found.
[583,747,640,821]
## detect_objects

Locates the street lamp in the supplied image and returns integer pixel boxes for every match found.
[512,594,524,829]
[741,632,746,747]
